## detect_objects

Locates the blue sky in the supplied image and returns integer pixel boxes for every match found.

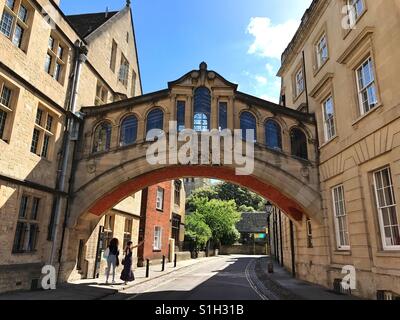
[61,0,312,102]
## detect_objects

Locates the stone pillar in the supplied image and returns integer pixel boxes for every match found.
[228,97,235,130]
[211,95,218,130]
[185,95,193,130]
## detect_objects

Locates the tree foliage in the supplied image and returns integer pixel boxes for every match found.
[185,214,212,250]
[186,198,241,246]
[187,182,266,213]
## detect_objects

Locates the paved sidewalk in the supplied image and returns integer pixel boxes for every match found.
[255,257,360,300]
[0,257,217,300]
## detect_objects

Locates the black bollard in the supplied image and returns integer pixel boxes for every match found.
[174,254,177,268]
[146,259,150,278]
[162,255,166,272]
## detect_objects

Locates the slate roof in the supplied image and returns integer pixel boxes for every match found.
[66,11,119,38]
[236,212,268,233]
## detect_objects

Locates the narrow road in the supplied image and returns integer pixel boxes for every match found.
[119,255,266,300]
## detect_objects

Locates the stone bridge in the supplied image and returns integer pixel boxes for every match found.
[69,63,321,229]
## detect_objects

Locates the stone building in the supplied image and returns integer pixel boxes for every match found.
[0,0,141,293]
[272,0,400,299]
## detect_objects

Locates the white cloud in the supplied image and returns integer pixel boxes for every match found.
[255,75,268,85]
[247,17,299,59]
[265,63,275,76]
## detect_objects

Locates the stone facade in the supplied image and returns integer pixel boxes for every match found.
[275,0,400,299]
[0,0,142,293]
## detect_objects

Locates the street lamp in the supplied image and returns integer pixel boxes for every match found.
[265,201,274,216]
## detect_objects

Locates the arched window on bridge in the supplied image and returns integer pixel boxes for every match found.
[240,111,257,142]
[290,128,308,160]
[93,121,111,153]
[193,87,211,132]
[120,115,138,146]
[146,108,164,138]
[265,120,282,150]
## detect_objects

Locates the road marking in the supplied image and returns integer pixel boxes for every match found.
[245,259,269,301]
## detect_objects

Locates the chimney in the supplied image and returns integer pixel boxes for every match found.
[105,7,109,18]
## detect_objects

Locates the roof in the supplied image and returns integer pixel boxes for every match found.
[236,213,268,233]
[66,11,119,38]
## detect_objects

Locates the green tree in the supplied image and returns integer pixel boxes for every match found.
[186,182,266,213]
[185,213,212,250]
[190,198,241,246]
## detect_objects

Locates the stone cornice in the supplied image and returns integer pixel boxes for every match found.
[277,0,330,77]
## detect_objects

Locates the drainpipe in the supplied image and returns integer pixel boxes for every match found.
[302,51,309,113]
[279,210,284,267]
[49,41,88,267]
[290,220,296,277]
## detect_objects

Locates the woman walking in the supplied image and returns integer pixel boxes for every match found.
[120,240,144,285]
[105,238,120,284]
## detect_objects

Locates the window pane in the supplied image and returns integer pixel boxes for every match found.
[290,128,308,160]
[120,115,138,146]
[42,134,50,158]
[27,223,38,252]
[265,120,282,150]
[218,102,227,131]
[31,198,40,220]
[31,129,40,154]
[54,63,62,81]
[12,24,23,48]
[0,110,7,139]
[240,112,257,142]
[46,115,53,132]
[0,86,12,107]
[13,222,25,252]
[18,5,28,23]
[19,196,29,218]
[194,87,211,131]
[45,54,52,74]
[177,101,185,132]
[35,109,43,126]
[6,0,15,9]
[93,122,111,153]
[0,12,14,38]
[57,46,63,59]
[146,109,164,136]
[48,36,54,50]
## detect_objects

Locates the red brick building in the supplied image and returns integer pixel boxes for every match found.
[138,181,173,264]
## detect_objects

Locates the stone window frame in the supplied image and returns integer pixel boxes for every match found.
[0,77,18,143]
[312,24,330,76]
[331,184,351,251]
[321,94,337,142]
[110,39,118,72]
[30,103,58,161]
[45,30,68,85]
[118,53,130,87]
[103,214,115,249]
[372,166,400,251]
[342,0,367,39]
[131,69,137,97]
[292,62,305,101]
[12,193,42,254]
[337,28,382,125]
[0,0,33,52]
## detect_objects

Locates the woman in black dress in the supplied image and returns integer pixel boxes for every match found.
[120,241,143,285]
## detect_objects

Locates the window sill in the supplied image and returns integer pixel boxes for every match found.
[333,250,351,256]
[342,10,367,40]
[375,250,400,258]
[292,90,305,104]
[313,58,329,78]
[351,103,383,127]
[319,135,338,150]
[12,250,38,255]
